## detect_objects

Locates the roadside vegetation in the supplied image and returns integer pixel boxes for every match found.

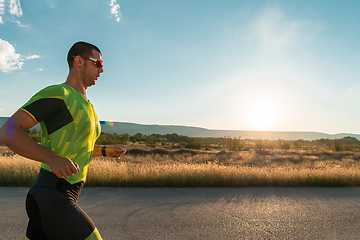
[1,131,360,187]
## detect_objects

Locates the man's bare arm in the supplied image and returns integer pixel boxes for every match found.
[0,110,79,178]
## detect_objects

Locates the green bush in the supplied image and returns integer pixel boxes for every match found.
[179,139,204,150]
[333,139,353,152]
[145,137,158,148]
[226,137,244,151]
[278,140,291,150]
[96,133,130,145]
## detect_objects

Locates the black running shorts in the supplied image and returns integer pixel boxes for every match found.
[25,169,101,240]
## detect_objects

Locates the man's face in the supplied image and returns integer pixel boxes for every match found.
[82,50,104,88]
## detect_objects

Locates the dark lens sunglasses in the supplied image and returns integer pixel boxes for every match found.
[76,56,104,68]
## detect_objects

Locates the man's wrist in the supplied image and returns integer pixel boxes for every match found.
[101,146,107,156]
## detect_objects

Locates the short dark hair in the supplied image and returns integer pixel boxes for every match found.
[67,41,101,69]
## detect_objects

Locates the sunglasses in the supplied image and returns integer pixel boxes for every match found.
[75,56,104,68]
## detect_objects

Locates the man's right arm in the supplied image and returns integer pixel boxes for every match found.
[0,110,79,178]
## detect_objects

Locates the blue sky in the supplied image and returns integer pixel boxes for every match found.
[0,0,359,134]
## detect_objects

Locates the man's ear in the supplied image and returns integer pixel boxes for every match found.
[73,56,84,68]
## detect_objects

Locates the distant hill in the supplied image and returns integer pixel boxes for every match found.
[1,117,359,140]
[99,121,360,140]
[0,117,6,127]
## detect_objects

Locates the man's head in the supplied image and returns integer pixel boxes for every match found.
[67,41,101,69]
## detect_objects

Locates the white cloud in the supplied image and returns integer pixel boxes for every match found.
[0,39,23,72]
[0,39,40,72]
[9,0,22,17]
[0,1,4,15]
[0,0,5,24]
[26,54,40,60]
[249,6,322,51]
[36,68,43,71]
[1,0,28,26]
[110,0,121,22]
[13,19,29,27]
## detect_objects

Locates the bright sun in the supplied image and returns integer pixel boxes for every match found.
[247,101,279,130]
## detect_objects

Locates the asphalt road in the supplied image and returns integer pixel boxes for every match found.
[1,187,360,239]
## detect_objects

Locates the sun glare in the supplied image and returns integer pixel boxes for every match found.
[247,101,279,130]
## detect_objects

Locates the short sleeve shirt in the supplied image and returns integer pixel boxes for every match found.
[20,83,101,184]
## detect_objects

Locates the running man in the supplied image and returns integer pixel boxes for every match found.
[0,41,126,240]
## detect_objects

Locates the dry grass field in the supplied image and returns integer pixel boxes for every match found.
[1,143,360,187]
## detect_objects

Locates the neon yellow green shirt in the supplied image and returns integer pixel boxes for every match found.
[21,83,101,184]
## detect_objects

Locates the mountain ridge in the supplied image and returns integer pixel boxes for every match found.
[1,117,359,141]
